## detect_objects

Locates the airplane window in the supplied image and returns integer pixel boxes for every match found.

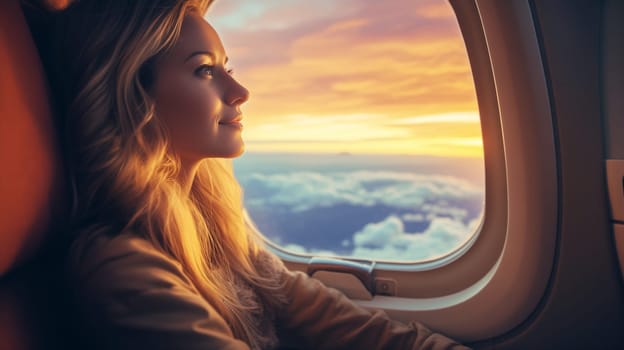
[208,0,484,262]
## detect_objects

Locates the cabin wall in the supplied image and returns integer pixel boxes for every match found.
[484,0,624,348]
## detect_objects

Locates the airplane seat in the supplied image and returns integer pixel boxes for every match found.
[0,0,77,349]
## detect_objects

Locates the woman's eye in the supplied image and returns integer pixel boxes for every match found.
[196,65,214,77]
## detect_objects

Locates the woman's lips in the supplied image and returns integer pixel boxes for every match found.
[219,116,243,129]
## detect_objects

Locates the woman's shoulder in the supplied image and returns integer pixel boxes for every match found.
[67,229,193,297]
[65,231,249,349]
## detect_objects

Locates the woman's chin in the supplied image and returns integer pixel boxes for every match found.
[187,137,246,160]
[218,143,245,159]
[229,145,245,158]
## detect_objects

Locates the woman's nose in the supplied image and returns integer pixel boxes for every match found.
[225,78,250,106]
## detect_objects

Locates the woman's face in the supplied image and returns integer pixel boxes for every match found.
[152,12,249,162]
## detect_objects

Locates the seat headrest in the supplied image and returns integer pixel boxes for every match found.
[0,0,65,277]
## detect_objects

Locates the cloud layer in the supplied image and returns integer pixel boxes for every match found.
[241,169,484,261]
[275,214,481,262]
[351,215,480,261]
[242,170,482,212]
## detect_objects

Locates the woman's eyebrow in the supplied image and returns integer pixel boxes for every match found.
[185,51,215,62]
[184,51,229,64]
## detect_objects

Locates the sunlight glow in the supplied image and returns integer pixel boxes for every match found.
[208,0,482,158]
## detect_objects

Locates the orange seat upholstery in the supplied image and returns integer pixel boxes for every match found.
[0,0,64,277]
[0,0,73,348]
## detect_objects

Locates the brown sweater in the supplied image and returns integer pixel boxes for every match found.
[67,232,470,350]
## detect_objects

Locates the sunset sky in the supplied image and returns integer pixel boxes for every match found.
[206,0,482,157]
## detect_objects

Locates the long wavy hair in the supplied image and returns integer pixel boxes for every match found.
[50,1,283,347]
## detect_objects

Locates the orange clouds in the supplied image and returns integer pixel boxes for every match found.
[208,0,482,158]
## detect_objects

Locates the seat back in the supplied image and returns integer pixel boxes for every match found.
[0,0,69,348]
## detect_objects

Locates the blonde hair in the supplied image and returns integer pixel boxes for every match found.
[51,1,283,347]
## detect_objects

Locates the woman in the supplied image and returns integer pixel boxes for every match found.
[48,0,470,349]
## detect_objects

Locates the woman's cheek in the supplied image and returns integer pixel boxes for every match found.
[175,82,218,128]
[184,89,224,148]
